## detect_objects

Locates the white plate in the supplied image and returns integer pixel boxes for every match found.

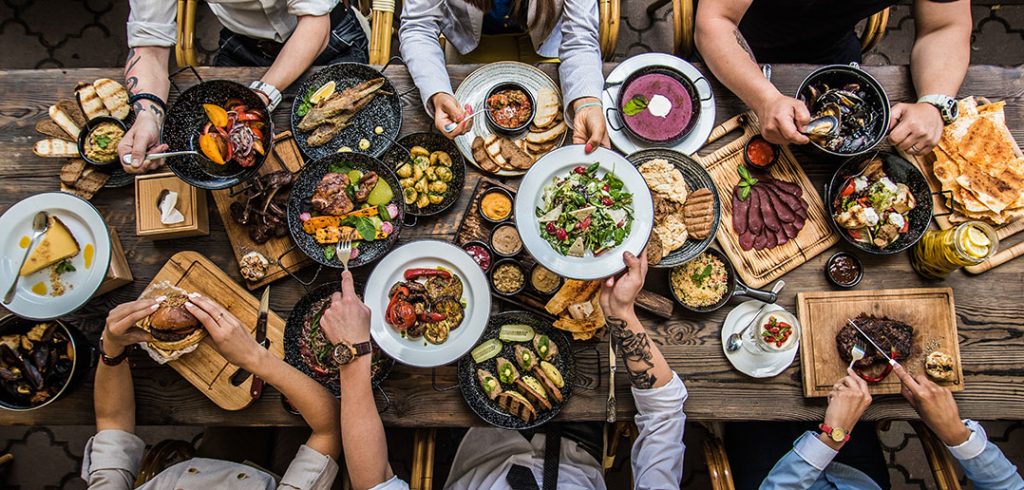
[365,240,491,367]
[721,300,798,378]
[453,61,567,176]
[514,145,654,280]
[0,193,112,320]
[603,53,716,156]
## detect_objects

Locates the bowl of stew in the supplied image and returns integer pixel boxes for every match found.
[485,82,536,136]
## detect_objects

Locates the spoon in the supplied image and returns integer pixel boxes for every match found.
[443,107,486,133]
[726,280,786,352]
[3,212,50,304]
[122,150,198,166]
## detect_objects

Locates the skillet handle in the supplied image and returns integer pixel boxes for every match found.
[735,282,778,304]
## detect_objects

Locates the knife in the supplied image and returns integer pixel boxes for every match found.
[249,286,271,398]
[606,339,617,423]
[229,287,270,389]
[847,319,897,366]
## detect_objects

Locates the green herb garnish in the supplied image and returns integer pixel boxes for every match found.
[324,246,336,261]
[55,260,76,275]
[737,164,759,201]
[691,264,712,287]
[95,134,111,149]
[297,86,316,117]
[622,95,648,116]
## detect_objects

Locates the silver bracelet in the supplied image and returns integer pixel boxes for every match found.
[574,101,603,113]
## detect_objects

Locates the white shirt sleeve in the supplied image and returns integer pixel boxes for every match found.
[368,475,411,490]
[81,430,146,490]
[630,372,687,490]
[286,0,339,18]
[278,445,340,490]
[127,0,178,47]
[398,0,454,114]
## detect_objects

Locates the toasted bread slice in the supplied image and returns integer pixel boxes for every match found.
[36,119,72,141]
[515,377,553,411]
[472,136,500,173]
[545,279,601,314]
[526,121,566,145]
[93,78,130,119]
[49,104,81,139]
[75,81,110,120]
[532,366,565,404]
[683,188,715,240]
[60,159,86,186]
[533,89,560,128]
[77,168,110,195]
[527,140,556,155]
[500,137,533,170]
[56,99,87,127]
[34,138,79,158]
[495,391,537,423]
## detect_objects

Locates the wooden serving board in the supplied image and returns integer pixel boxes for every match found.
[210,131,310,290]
[693,113,838,288]
[796,288,963,398]
[142,251,286,410]
[902,147,1024,275]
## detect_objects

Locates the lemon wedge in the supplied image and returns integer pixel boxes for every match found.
[967,225,991,248]
[310,81,336,104]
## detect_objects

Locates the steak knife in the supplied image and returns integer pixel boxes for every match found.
[847,319,897,365]
[249,286,271,398]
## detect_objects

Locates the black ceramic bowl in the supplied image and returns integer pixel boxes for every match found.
[462,240,495,273]
[626,149,721,268]
[825,251,864,288]
[490,223,523,258]
[478,186,515,224]
[287,152,406,269]
[825,152,932,255]
[290,63,402,160]
[616,65,702,146]
[77,116,127,167]
[0,315,91,411]
[457,310,575,430]
[380,132,466,217]
[484,82,536,136]
[743,135,780,171]
[489,258,527,296]
[163,80,273,190]
[796,64,890,158]
[283,282,393,396]
[529,263,563,296]
[668,248,777,314]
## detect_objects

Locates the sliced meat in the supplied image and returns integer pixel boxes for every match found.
[739,231,756,251]
[311,172,354,216]
[762,184,798,223]
[770,178,803,198]
[732,186,749,235]
[764,228,778,249]
[793,216,806,231]
[755,187,781,232]
[781,221,800,239]
[794,202,808,220]
[747,186,764,235]
[354,171,379,203]
[753,231,769,250]
[774,227,789,246]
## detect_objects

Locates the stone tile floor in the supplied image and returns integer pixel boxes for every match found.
[2,0,1023,488]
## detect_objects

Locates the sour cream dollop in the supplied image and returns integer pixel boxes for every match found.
[647,94,672,118]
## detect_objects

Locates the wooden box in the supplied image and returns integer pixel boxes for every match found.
[94,227,133,296]
[135,172,209,239]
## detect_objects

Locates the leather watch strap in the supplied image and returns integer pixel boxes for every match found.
[353,341,373,357]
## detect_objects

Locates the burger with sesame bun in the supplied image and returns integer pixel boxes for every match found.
[136,282,207,358]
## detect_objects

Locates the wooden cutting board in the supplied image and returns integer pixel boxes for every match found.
[210,131,310,290]
[796,288,963,398]
[142,251,286,410]
[693,113,838,288]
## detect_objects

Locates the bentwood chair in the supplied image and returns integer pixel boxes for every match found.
[701,421,964,490]
[669,1,890,59]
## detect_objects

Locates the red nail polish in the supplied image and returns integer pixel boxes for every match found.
[585,143,594,153]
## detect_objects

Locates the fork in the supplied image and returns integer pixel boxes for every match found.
[335,233,353,273]
[848,343,866,370]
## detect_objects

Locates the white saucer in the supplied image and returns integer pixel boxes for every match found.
[721,300,799,378]
[602,53,716,156]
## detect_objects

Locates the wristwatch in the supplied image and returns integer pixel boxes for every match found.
[98,338,134,367]
[819,423,851,443]
[917,94,959,125]
[249,81,282,112]
[331,340,373,365]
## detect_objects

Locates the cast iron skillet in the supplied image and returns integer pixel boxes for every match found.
[290,63,402,160]
[825,151,933,255]
[796,63,890,158]
[380,132,467,217]
[614,65,702,146]
[0,315,92,411]
[458,310,575,430]
[626,148,721,268]
[669,248,778,314]
[284,282,393,396]
[287,152,406,269]
[163,80,273,190]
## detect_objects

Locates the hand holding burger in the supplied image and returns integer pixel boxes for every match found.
[102,299,161,357]
[184,293,266,372]
[135,283,207,359]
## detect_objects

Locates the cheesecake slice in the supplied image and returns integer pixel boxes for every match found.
[20,216,80,276]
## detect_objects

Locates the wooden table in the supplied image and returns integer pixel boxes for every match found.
[1,64,1022,427]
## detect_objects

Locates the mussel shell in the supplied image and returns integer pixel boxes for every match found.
[21,360,43,390]
[0,344,20,367]
[0,367,17,382]
[804,115,840,137]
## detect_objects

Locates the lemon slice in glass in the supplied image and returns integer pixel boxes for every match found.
[960,226,991,259]
[310,81,336,104]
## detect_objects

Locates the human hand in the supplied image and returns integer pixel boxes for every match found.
[599,250,648,320]
[892,362,971,446]
[821,367,873,449]
[184,294,264,371]
[321,271,372,346]
[888,102,944,155]
[432,93,472,138]
[117,111,168,174]
[571,97,610,153]
[102,299,160,356]
[755,94,811,145]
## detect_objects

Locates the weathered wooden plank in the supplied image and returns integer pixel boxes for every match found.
[0,64,1022,426]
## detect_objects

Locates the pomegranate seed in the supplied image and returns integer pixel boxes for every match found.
[574,166,586,174]
[545,222,556,234]
[602,197,613,206]
[555,229,568,241]
[603,184,609,191]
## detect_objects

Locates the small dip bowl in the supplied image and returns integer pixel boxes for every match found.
[478,187,515,224]
[490,258,526,296]
[462,240,494,273]
[825,251,863,288]
[78,116,127,167]
[744,135,779,170]
[490,223,523,258]
[484,82,536,136]
[530,263,563,296]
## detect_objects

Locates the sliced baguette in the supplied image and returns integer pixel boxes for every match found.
[49,105,81,139]
[75,82,110,120]
[94,78,130,119]
[34,138,79,158]
[526,121,566,145]
[533,89,560,128]
[36,119,72,141]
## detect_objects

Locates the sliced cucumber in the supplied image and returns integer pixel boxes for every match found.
[471,338,503,363]
[499,324,536,342]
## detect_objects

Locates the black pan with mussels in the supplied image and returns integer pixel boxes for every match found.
[797,65,890,157]
[0,316,89,410]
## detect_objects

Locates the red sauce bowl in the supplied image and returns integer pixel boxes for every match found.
[744,136,779,170]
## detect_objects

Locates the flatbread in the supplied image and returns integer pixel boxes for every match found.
[654,214,688,252]
[639,159,688,203]
[533,89,560,128]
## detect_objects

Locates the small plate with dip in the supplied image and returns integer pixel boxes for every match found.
[721,300,800,378]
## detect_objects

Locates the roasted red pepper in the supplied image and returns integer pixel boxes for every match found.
[418,312,447,323]
[854,350,899,383]
[403,268,451,281]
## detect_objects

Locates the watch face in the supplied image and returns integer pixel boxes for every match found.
[948,100,959,119]
[333,344,354,365]
[831,427,847,442]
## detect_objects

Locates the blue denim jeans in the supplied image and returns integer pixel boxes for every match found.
[215,6,369,67]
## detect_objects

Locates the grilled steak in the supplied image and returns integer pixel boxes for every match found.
[311,172,354,216]
[354,171,379,203]
[836,314,914,369]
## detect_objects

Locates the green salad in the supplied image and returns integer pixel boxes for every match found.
[535,162,634,256]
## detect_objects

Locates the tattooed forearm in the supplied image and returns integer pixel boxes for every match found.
[125,48,142,95]
[733,28,756,63]
[608,316,657,389]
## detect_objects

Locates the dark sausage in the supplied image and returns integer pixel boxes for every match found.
[732,186,749,235]
[755,187,781,232]
[747,186,764,235]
